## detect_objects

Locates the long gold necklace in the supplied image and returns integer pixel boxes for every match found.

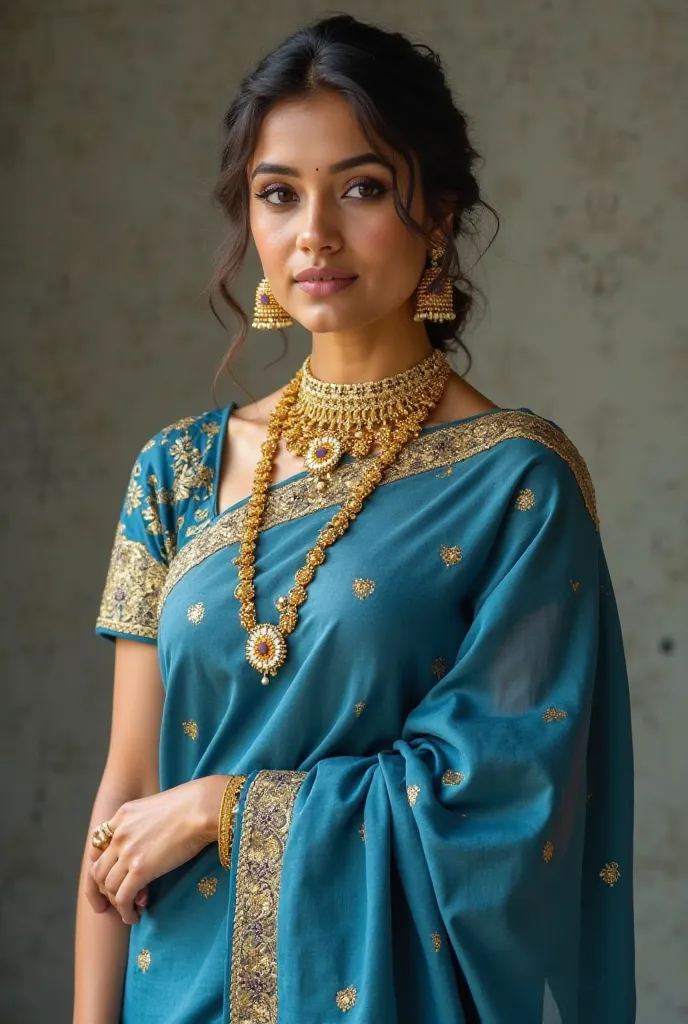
[234,350,451,685]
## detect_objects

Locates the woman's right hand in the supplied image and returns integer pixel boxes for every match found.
[85,847,149,915]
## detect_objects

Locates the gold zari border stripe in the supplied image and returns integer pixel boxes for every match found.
[97,523,168,640]
[160,410,598,611]
[229,770,306,1024]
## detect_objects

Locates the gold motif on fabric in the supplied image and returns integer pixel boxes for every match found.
[187,602,205,625]
[436,465,453,478]
[160,411,599,610]
[442,770,465,786]
[159,415,202,445]
[96,524,168,639]
[229,770,306,1024]
[182,720,198,740]
[125,467,144,515]
[406,784,421,807]
[198,876,218,898]
[543,840,554,863]
[440,545,462,566]
[432,657,448,680]
[600,861,621,886]
[570,580,580,593]
[543,707,568,723]
[352,578,376,600]
[431,932,442,953]
[168,434,215,504]
[335,986,358,1012]
[137,949,152,973]
[515,487,536,511]
[354,702,367,717]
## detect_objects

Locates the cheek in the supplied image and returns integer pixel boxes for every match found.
[250,207,292,269]
[354,216,424,286]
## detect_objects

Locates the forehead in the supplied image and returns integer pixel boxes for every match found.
[250,90,396,172]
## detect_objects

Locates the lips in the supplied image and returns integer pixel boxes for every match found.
[294,267,357,282]
[297,277,357,297]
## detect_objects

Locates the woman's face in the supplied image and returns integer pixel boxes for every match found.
[248,89,431,335]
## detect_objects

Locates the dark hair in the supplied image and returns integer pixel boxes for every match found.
[209,13,499,382]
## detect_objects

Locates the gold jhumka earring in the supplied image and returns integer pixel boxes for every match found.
[413,239,456,323]
[251,276,293,330]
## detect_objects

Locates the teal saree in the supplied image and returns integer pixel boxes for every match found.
[96,403,635,1023]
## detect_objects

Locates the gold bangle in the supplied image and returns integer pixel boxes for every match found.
[218,775,247,870]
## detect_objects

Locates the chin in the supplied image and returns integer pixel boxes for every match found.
[298,310,360,334]
[298,304,389,335]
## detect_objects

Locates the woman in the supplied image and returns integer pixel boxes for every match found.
[74,14,635,1024]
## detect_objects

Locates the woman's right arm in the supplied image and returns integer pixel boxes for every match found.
[74,638,164,1024]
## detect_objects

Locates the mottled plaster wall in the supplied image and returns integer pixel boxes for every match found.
[1,1,686,1020]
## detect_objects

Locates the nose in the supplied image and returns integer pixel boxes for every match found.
[295,196,343,256]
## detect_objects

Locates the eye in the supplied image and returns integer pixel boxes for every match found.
[252,185,294,204]
[344,177,388,200]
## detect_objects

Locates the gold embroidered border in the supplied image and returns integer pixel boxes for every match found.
[229,770,306,1024]
[160,411,598,611]
[96,523,168,639]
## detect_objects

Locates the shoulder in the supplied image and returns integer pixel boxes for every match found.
[480,409,598,529]
[411,408,598,529]
[123,406,228,560]
[137,407,226,469]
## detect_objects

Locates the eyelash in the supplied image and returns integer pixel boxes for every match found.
[253,176,388,206]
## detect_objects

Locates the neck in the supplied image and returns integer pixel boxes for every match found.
[308,307,434,384]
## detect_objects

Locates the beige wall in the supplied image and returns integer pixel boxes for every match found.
[1,1,686,1019]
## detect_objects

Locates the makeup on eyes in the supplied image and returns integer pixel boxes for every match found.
[253,176,389,205]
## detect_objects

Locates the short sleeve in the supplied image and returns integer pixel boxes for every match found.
[95,437,176,644]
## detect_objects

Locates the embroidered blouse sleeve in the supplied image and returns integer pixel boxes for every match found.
[95,435,176,644]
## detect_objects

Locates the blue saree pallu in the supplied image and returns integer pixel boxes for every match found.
[96,403,635,1023]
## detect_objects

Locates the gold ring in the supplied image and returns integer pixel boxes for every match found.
[91,820,114,850]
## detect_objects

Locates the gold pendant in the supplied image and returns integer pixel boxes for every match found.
[245,623,288,684]
[303,435,343,491]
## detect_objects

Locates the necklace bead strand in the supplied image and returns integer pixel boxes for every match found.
[236,352,451,684]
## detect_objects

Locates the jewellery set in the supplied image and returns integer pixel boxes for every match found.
[243,239,454,685]
[235,347,451,686]
[90,241,453,872]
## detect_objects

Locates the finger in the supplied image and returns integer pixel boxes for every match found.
[84,871,110,913]
[134,886,149,908]
[89,818,118,863]
[104,859,129,905]
[114,869,145,926]
[91,844,119,893]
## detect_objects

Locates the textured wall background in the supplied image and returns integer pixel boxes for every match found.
[1,1,686,1020]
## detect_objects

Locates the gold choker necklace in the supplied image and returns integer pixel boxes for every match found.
[282,348,450,491]
[234,350,451,685]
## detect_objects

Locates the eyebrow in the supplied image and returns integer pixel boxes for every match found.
[250,152,390,180]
